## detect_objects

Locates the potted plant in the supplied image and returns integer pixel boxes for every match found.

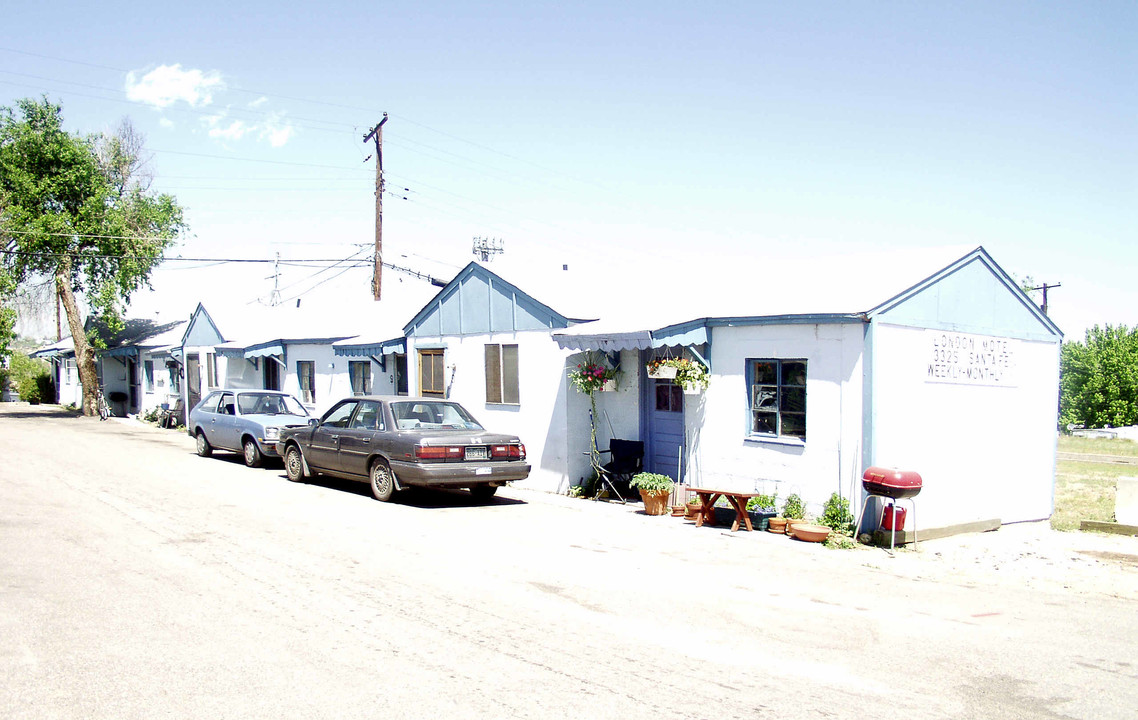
[568,356,620,395]
[782,493,807,535]
[630,472,675,515]
[685,493,704,519]
[646,358,678,379]
[646,357,710,393]
[746,493,778,531]
[671,358,710,394]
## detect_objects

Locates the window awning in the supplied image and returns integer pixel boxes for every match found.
[334,337,406,357]
[244,342,285,359]
[553,324,709,352]
[102,346,139,359]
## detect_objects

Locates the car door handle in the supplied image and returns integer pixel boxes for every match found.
[360,438,370,443]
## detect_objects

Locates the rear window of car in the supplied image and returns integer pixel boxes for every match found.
[391,401,483,430]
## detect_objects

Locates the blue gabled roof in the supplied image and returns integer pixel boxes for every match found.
[403,262,579,337]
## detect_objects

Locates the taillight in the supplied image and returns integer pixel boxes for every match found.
[490,444,526,460]
[415,446,464,460]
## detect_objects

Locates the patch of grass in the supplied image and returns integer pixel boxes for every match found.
[1053,460,1124,531]
[1057,435,1138,457]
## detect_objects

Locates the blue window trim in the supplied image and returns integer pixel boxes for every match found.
[745,358,808,443]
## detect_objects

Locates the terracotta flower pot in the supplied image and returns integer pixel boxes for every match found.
[639,489,671,515]
[768,517,788,534]
[786,519,810,536]
[670,505,686,517]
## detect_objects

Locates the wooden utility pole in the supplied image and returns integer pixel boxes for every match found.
[363,113,388,300]
[1028,282,1062,316]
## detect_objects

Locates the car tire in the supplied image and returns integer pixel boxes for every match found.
[469,484,498,501]
[195,430,213,458]
[369,460,396,502]
[243,437,263,468]
[284,445,306,483]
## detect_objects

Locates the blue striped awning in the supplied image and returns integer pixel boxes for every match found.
[334,337,405,357]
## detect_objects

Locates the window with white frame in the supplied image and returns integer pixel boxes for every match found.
[484,344,520,404]
[144,360,154,392]
[747,359,807,440]
[297,360,315,404]
[206,352,218,388]
[349,360,371,395]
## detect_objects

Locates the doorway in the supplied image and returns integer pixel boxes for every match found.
[645,376,684,482]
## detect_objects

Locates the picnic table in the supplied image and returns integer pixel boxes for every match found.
[686,487,761,532]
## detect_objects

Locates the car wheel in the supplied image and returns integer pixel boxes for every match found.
[369,460,396,502]
[195,430,213,458]
[469,484,498,501]
[284,445,306,483]
[243,438,263,468]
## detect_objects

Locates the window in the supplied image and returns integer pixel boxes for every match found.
[218,392,236,415]
[144,361,155,392]
[349,400,383,430]
[747,359,807,440]
[485,344,520,404]
[349,361,372,396]
[418,349,445,398]
[321,400,357,428]
[65,359,75,384]
[654,379,683,412]
[297,361,315,404]
[205,352,218,388]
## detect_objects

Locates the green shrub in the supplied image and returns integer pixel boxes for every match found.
[746,493,778,513]
[782,493,806,520]
[35,373,54,404]
[629,472,675,494]
[820,492,855,535]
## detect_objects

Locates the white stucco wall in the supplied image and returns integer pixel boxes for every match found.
[137,352,179,416]
[691,323,865,516]
[870,323,1060,528]
[407,331,576,494]
[564,349,642,492]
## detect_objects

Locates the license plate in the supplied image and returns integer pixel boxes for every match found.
[464,446,489,461]
[475,467,492,475]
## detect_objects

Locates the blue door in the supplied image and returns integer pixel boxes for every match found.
[646,378,684,482]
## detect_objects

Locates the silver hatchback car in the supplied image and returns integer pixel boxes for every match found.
[189,389,310,467]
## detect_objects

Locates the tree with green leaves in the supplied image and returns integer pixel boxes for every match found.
[0,97,186,415]
[1059,325,1138,429]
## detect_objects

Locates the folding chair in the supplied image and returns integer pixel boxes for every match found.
[593,439,644,504]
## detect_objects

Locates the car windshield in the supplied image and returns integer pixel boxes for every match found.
[238,393,308,417]
[391,401,483,430]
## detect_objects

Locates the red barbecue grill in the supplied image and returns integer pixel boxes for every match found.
[855,466,923,549]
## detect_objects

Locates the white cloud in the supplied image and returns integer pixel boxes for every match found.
[209,120,252,142]
[125,64,225,108]
[248,96,268,108]
[258,112,296,147]
[158,117,175,129]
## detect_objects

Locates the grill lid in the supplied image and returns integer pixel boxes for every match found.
[862,466,923,499]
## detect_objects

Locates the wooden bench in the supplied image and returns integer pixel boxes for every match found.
[685,488,761,532]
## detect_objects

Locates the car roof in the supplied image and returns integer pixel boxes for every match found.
[350,395,463,403]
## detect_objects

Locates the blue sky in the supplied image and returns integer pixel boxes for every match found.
[2,1,1134,338]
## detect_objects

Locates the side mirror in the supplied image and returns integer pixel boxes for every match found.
[308,418,319,427]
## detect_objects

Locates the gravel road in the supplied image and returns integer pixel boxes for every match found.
[2,404,1137,719]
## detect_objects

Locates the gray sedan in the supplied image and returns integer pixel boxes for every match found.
[278,396,530,502]
[189,390,311,467]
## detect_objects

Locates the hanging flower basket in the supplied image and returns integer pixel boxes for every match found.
[568,355,620,396]
[649,357,710,392]
[647,363,677,379]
